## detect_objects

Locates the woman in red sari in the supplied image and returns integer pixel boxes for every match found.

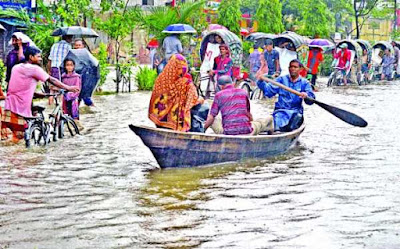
[148,54,200,132]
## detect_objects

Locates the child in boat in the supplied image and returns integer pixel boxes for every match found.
[62,59,82,128]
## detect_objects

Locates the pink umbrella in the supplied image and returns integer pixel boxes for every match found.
[208,24,227,31]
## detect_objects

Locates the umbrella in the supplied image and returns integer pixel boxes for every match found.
[0,23,5,31]
[147,39,159,48]
[207,24,227,31]
[309,38,334,48]
[240,28,250,36]
[51,26,99,38]
[8,32,37,48]
[162,24,196,34]
[65,48,100,99]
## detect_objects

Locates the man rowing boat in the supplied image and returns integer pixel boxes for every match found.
[257,59,315,132]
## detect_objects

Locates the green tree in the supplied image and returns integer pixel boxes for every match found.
[352,0,380,39]
[94,0,137,92]
[55,0,94,26]
[255,0,284,34]
[217,0,242,34]
[0,1,61,64]
[299,0,331,38]
[133,1,205,40]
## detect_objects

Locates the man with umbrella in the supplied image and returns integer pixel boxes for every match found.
[47,35,73,80]
[306,47,324,90]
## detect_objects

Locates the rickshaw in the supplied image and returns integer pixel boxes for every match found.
[250,32,309,100]
[197,29,250,98]
[273,31,309,76]
[371,41,395,80]
[245,32,277,49]
[356,39,373,84]
[327,40,363,86]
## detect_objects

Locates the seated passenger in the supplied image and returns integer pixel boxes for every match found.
[257,59,315,132]
[204,76,273,135]
[1,47,79,142]
[148,54,204,132]
[208,44,233,82]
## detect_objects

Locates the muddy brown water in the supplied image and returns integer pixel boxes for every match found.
[1,82,400,249]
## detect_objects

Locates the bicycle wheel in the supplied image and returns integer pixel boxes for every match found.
[25,123,48,148]
[59,116,80,138]
[237,80,251,97]
[251,87,264,100]
[327,71,335,87]
[48,116,59,142]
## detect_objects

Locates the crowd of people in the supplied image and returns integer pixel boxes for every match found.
[0,32,95,143]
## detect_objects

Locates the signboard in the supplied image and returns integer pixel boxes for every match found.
[0,0,34,10]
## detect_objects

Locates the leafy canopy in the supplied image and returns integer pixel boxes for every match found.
[217,0,242,34]
[255,0,284,34]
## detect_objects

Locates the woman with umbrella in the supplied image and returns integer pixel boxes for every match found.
[306,39,333,89]
[5,32,36,86]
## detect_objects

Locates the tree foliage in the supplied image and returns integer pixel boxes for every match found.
[352,0,380,38]
[255,0,284,34]
[55,0,94,26]
[298,0,331,38]
[133,1,205,40]
[217,0,242,34]
[0,1,60,63]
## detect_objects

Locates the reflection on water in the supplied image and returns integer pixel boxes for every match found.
[1,83,400,248]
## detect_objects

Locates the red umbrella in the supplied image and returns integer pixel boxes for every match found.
[240,28,250,36]
[147,39,159,48]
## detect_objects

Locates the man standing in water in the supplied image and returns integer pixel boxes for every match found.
[259,39,280,78]
[257,59,315,132]
[48,35,73,80]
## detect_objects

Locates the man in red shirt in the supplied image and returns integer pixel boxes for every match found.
[334,43,351,85]
[306,47,324,89]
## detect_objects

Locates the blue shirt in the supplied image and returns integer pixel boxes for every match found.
[162,35,183,60]
[263,49,280,75]
[257,75,315,131]
[249,50,261,73]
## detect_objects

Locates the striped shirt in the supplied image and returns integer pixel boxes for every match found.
[48,40,71,68]
[210,85,253,135]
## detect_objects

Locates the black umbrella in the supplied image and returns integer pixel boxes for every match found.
[51,26,99,38]
[65,49,100,99]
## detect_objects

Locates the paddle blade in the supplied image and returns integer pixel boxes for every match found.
[312,99,368,127]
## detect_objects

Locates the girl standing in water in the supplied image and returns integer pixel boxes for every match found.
[62,59,82,125]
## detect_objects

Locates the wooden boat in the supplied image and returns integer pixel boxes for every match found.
[129,124,305,168]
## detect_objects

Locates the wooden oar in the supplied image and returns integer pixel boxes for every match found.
[260,76,368,127]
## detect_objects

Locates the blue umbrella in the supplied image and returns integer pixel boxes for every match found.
[162,24,196,34]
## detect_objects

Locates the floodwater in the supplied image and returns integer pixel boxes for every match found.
[1,81,400,249]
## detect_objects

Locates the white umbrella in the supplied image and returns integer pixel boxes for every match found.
[8,32,37,47]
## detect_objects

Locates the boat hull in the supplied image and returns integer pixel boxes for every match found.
[129,124,305,168]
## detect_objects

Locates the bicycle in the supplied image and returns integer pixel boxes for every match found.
[327,67,345,87]
[251,74,277,100]
[24,104,50,148]
[47,90,80,142]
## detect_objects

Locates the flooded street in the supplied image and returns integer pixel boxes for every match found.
[1,81,400,249]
